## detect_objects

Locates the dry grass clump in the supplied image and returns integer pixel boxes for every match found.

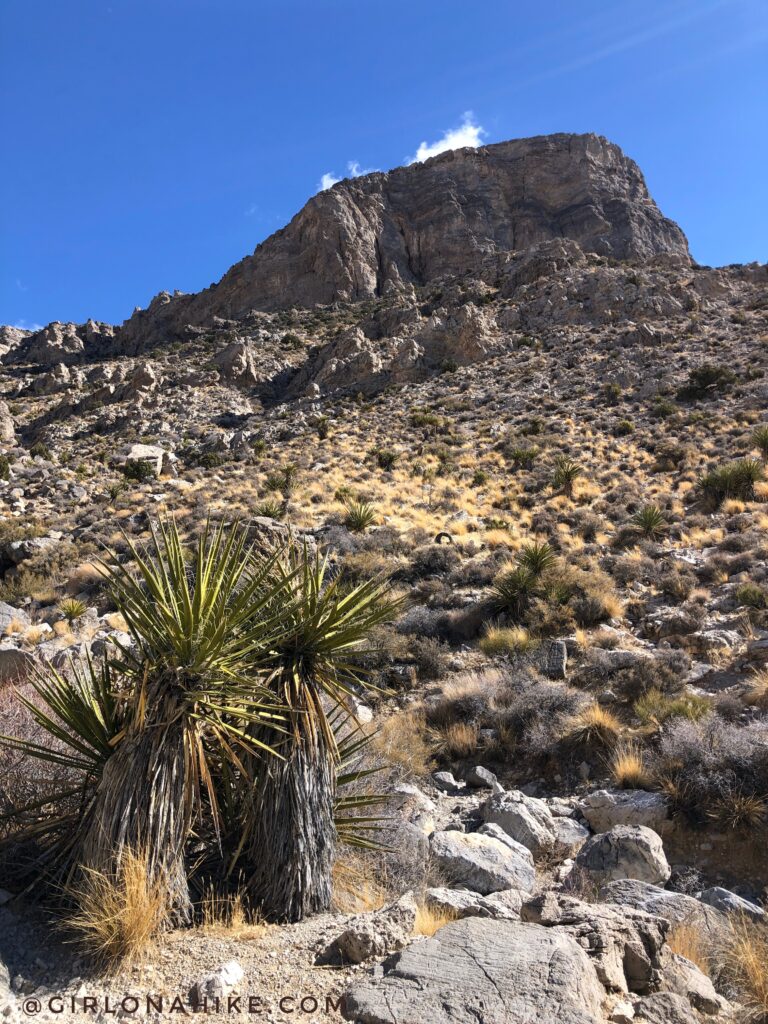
[609,741,652,789]
[722,916,768,1021]
[331,854,389,913]
[198,888,266,941]
[745,670,768,711]
[413,903,459,936]
[372,710,432,777]
[66,848,168,968]
[479,625,535,657]
[430,721,480,759]
[564,703,622,749]
[667,921,711,975]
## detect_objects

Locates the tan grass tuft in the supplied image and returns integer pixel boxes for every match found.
[722,916,768,1020]
[67,849,168,968]
[413,903,459,936]
[668,922,711,975]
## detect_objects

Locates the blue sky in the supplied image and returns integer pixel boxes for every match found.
[1,0,766,329]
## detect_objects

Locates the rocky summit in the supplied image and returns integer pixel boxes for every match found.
[0,134,767,1023]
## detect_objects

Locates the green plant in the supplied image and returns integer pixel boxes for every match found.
[343,498,378,533]
[59,598,87,624]
[0,521,293,926]
[316,417,330,440]
[736,583,768,610]
[374,448,400,471]
[121,459,156,483]
[239,549,397,920]
[677,363,736,401]
[29,441,52,461]
[631,504,667,539]
[552,456,583,497]
[613,419,635,436]
[634,688,710,726]
[700,458,764,507]
[254,499,284,520]
[516,541,557,577]
[752,424,768,461]
[491,566,539,621]
[0,455,10,481]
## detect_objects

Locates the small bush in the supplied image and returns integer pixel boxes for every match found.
[409,636,450,680]
[121,459,156,483]
[517,541,557,577]
[736,583,768,610]
[58,598,87,624]
[677,363,736,401]
[479,625,535,657]
[752,424,768,461]
[254,499,284,520]
[343,498,378,533]
[29,440,52,461]
[374,448,400,471]
[610,741,652,789]
[701,459,763,507]
[634,688,710,726]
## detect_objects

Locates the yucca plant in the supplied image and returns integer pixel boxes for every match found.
[701,458,764,507]
[254,498,285,520]
[552,456,582,497]
[631,504,667,539]
[58,597,88,624]
[1,520,293,926]
[491,565,539,621]
[516,541,556,577]
[752,424,768,462]
[343,497,377,533]
[239,547,397,922]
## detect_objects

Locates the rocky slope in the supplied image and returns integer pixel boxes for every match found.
[0,134,766,1022]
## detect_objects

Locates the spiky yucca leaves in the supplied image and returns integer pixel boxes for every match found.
[241,547,396,922]
[631,504,667,539]
[0,657,123,888]
[78,519,296,924]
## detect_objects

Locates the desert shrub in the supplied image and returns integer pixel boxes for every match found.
[0,455,10,481]
[254,499,284,520]
[30,441,52,461]
[373,448,400,471]
[479,625,535,657]
[634,688,710,726]
[576,648,690,703]
[343,498,378,533]
[121,459,156,483]
[408,636,451,680]
[722,917,768,1021]
[491,672,587,763]
[736,583,768,610]
[657,716,768,829]
[517,541,557,576]
[563,704,622,750]
[752,424,768,461]
[401,544,461,581]
[701,459,764,507]
[613,419,634,436]
[397,602,487,645]
[610,741,652,789]
[58,598,87,624]
[552,456,582,496]
[677,363,736,401]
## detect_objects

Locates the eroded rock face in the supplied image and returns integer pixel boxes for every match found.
[112,133,689,351]
[341,917,608,1024]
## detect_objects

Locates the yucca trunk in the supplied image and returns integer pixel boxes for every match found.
[78,691,193,925]
[244,731,336,923]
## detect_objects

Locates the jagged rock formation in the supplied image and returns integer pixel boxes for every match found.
[4,132,691,365]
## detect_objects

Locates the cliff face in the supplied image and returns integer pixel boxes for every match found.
[113,133,688,348]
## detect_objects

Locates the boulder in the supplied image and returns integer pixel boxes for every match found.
[429,830,535,895]
[0,602,30,634]
[521,891,668,994]
[191,960,244,1005]
[465,765,499,789]
[112,443,175,477]
[579,789,669,834]
[575,826,671,885]
[600,880,728,944]
[323,892,417,964]
[0,645,35,685]
[697,886,765,922]
[214,340,259,385]
[424,886,523,921]
[341,917,608,1024]
[661,953,728,1016]
[632,992,701,1024]
[482,789,557,858]
[0,402,14,444]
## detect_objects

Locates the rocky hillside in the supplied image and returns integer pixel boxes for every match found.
[0,135,767,1022]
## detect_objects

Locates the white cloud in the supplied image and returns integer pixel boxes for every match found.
[318,172,341,191]
[407,112,486,164]
[12,320,42,331]
[317,160,378,193]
